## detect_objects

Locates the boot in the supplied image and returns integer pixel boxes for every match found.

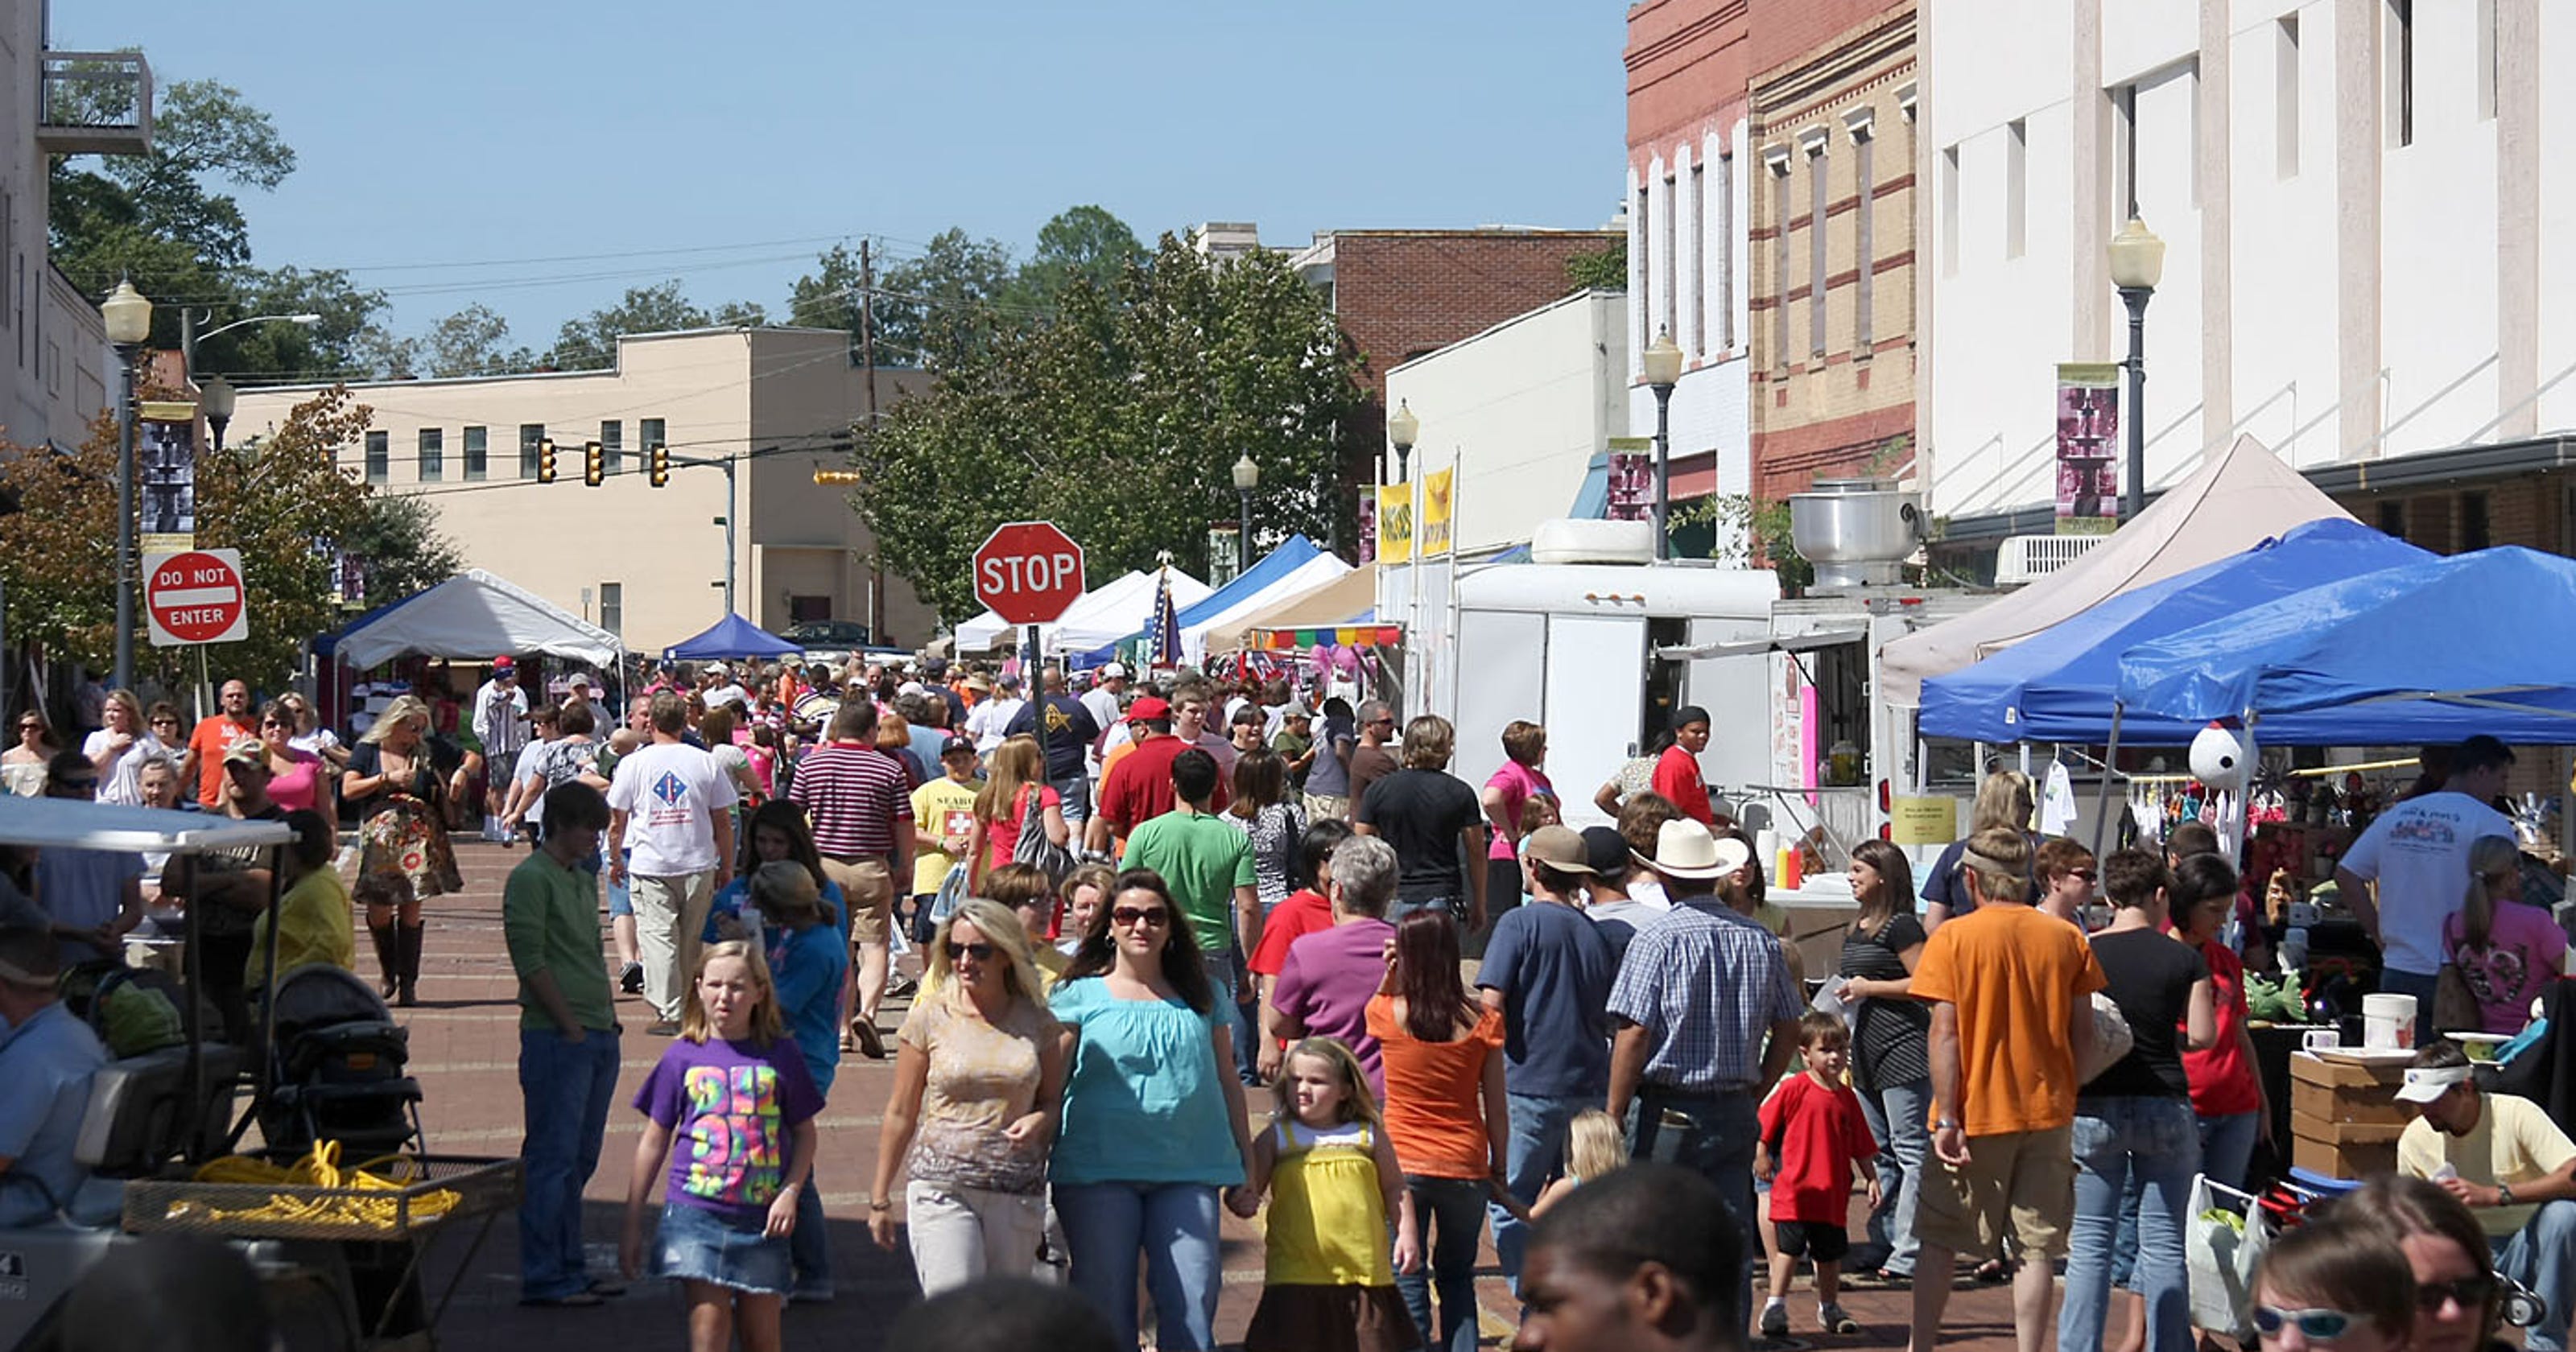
[396,922,425,1008]
[368,921,398,1000]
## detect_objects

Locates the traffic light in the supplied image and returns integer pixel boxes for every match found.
[584,440,604,487]
[537,438,557,484]
[650,444,670,487]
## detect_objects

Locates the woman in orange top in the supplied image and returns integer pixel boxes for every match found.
[1365,909,1506,1352]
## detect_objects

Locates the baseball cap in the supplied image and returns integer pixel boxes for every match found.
[1282,704,1312,720]
[1521,825,1594,875]
[222,736,269,768]
[707,662,730,677]
[1101,662,1130,679]
[941,734,978,757]
[1126,695,1171,724]
[491,655,515,670]
[898,680,927,696]
[2396,1062,2473,1105]
[568,672,593,689]
[1580,826,1631,877]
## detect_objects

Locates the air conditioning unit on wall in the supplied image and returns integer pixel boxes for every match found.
[1996,534,2107,585]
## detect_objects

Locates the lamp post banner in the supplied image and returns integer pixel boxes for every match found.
[1421,467,1455,557]
[2054,361,2122,536]
[138,400,201,554]
[1374,484,1413,565]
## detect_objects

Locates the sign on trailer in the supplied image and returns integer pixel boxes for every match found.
[143,547,249,646]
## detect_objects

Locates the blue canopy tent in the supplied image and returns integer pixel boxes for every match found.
[1920,519,2431,743]
[2113,546,2576,744]
[664,613,802,662]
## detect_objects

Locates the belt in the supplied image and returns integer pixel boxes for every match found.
[1640,1082,1757,1103]
[820,851,886,866]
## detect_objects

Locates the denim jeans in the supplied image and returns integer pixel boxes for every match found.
[1053,1181,1223,1350]
[2379,967,2442,1046]
[1398,1175,1488,1352]
[1391,896,1460,924]
[1491,1091,1597,1291]
[1051,773,1092,828]
[1856,1075,1932,1276]
[2062,1094,2200,1352]
[517,1026,621,1300]
[2198,1110,2260,1193]
[2496,1197,2576,1352]
[1627,1086,1761,1333]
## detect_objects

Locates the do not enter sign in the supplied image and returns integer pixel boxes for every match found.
[144,548,249,646]
[972,521,1085,626]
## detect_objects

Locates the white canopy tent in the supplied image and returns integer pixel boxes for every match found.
[330,568,622,670]
[1880,435,2353,707]
[952,567,1213,653]
[1182,552,1354,662]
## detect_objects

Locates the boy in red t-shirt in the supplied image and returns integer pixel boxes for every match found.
[1755,1011,1882,1338]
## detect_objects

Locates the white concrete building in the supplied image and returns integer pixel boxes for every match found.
[229,328,934,655]
[1382,290,1631,554]
[1922,1,2575,550]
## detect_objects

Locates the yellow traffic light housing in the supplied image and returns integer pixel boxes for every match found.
[584,440,604,487]
[537,438,558,484]
[650,444,670,487]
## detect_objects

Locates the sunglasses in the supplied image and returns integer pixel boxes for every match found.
[1110,906,1169,929]
[151,718,180,727]
[2066,868,2098,882]
[2252,1306,2366,1342]
[16,723,40,732]
[261,719,287,728]
[2417,1275,2496,1312]
[950,941,1000,962]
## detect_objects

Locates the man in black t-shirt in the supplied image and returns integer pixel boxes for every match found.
[1352,714,1488,930]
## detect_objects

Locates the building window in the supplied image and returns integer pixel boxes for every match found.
[1712,150,1734,352]
[2005,119,2029,259]
[641,418,667,467]
[2277,17,2301,178]
[1853,125,1876,348]
[1769,153,1794,368]
[1940,146,1961,276]
[2378,500,2408,542]
[1662,171,1680,344]
[1635,183,1652,362]
[2388,0,2413,148]
[600,419,623,476]
[518,423,545,480]
[598,582,621,637]
[364,431,389,486]
[1689,163,1707,356]
[2460,491,2491,550]
[418,427,443,482]
[463,426,487,480]
[1807,140,1829,358]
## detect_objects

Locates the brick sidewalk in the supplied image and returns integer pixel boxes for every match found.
[402,838,2025,1350]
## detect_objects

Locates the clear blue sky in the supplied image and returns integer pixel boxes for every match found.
[55,1,1625,349]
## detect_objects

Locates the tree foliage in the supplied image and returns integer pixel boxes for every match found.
[547,281,766,371]
[1566,237,1628,292]
[335,492,461,608]
[846,233,1363,624]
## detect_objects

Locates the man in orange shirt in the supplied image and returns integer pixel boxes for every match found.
[179,679,258,809]
[1902,826,2103,1352]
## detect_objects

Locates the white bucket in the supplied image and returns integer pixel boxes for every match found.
[2363,993,2418,1051]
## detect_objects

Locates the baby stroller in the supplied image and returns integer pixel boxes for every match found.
[256,965,423,1160]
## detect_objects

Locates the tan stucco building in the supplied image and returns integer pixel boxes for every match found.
[229,328,933,656]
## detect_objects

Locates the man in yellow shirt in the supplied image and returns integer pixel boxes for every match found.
[246,810,354,984]
[907,735,983,943]
[2397,1041,2576,1352]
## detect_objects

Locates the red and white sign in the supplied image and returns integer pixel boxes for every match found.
[972,521,1086,626]
[144,548,249,647]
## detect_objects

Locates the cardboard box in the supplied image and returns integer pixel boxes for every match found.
[2290,1076,2414,1128]
[2288,1051,2411,1090]
[2292,1133,2399,1181]
[2291,1111,2407,1146]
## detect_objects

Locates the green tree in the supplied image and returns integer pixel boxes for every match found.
[332,492,461,608]
[869,229,1018,370]
[1566,237,1628,292]
[846,233,1362,624]
[1013,205,1147,311]
[412,303,537,379]
[551,280,744,369]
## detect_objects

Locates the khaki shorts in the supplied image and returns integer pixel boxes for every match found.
[1913,1123,2076,1259]
[821,857,894,946]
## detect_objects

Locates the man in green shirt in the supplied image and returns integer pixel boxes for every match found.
[505,780,622,1306]
[1121,748,1261,1083]
[1273,706,1316,793]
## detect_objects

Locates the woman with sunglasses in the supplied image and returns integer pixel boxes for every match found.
[2327,1176,2511,1352]
[4,712,55,798]
[868,897,1063,1297]
[1047,870,1256,1350]
[258,699,335,823]
[2249,1213,2418,1352]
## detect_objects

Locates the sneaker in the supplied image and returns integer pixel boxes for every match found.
[1819,1301,1860,1333]
[619,961,644,995]
[1760,1304,1790,1339]
[850,1019,886,1059]
[885,974,919,1000]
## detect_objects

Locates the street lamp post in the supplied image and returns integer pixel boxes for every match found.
[1387,400,1418,483]
[2107,216,2165,521]
[1641,328,1684,560]
[199,375,235,451]
[1231,452,1260,575]
[101,280,152,696]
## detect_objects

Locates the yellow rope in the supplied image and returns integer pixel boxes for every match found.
[171,1140,460,1230]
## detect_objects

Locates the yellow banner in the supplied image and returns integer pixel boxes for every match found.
[1889,796,1958,846]
[1421,468,1455,557]
[1376,484,1414,565]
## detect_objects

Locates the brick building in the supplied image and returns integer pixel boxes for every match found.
[1290,228,1620,492]
[1747,0,1918,501]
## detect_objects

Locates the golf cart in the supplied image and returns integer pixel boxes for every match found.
[0,798,518,1352]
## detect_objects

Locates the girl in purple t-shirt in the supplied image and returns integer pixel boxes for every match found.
[621,940,822,1352]
[2442,835,2567,1035]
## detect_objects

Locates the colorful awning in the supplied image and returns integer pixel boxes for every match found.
[1252,624,1403,650]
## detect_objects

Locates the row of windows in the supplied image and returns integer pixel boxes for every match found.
[360,418,667,486]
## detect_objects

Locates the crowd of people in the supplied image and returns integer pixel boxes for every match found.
[7,652,2569,1352]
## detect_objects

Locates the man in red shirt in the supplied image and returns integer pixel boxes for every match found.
[1085,696,1230,855]
[1651,704,1716,827]
[180,679,259,809]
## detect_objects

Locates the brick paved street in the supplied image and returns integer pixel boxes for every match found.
[406,839,2027,1350]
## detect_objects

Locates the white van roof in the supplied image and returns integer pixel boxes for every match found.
[0,798,295,855]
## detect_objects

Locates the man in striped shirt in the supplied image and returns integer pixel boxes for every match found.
[787,699,913,1058]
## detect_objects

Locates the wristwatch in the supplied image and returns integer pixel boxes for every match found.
[869,1200,893,1214]
[2499,1183,2516,1207]
[1935,1118,1963,1131]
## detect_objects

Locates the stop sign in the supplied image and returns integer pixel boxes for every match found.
[972,521,1086,625]
[144,547,250,646]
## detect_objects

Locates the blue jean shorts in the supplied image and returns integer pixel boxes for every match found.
[657,1202,791,1296]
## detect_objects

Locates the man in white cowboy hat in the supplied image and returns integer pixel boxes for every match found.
[1604,817,1804,1340]
[2397,1040,2576,1352]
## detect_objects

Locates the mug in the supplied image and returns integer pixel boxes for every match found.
[2303,1028,2341,1052]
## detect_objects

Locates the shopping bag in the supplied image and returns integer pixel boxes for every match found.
[2185,1174,2269,1340]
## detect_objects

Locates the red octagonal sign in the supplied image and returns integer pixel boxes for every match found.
[972,521,1086,626]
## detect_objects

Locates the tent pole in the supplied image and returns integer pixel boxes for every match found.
[2089,703,2125,859]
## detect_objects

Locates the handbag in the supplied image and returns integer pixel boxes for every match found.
[2075,990,2136,1084]
[1010,785,1075,884]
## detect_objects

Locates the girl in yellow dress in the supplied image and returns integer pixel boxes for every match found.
[1228,1037,1422,1352]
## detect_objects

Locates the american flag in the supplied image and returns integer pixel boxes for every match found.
[1146,565,1182,669]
